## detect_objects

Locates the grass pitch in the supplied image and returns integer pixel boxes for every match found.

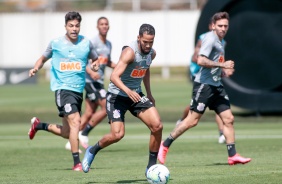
[0,77,282,183]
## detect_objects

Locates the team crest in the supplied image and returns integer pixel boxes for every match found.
[197,103,205,111]
[113,109,121,119]
[64,103,72,113]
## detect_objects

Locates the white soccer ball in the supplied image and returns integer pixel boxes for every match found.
[146,164,170,184]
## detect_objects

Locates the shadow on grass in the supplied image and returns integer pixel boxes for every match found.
[206,162,229,166]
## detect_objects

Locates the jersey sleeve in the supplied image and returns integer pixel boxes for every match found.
[42,42,52,59]
[198,33,215,58]
[88,41,98,60]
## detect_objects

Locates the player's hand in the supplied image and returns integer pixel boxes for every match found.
[29,68,38,77]
[222,68,235,77]
[127,90,141,103]
[90,72,100,80]
[91,60,100,72]
[223,60,234,69]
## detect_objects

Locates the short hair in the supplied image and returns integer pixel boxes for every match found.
[65,11,82,25]
[97,16,108,24]
[139,24,155,36]
[211,12,229,24]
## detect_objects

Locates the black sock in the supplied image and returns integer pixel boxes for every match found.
[81,124,93,136]
[35,123,49,131]
[72,152,80,166]
[219,130,224,136]
[227,143,236,157]
[163,134,174,147]
[89,142,102,155]
[147,151,158,169]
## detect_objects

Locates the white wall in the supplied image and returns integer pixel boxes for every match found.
[0,10,200,68]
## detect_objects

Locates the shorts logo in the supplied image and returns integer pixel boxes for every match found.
[113,109,121,119]
[88,93,96,101]
[99,89,107,98]
[190,99,193,106]
[130,69,147,78]
[197,102,205,111]
[64,103,72,113]
[224,95,229,100]
[60,62,82,71]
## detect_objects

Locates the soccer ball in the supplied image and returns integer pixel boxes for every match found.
[146,164,170,184]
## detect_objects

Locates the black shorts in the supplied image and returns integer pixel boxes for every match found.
[106,92,154,123]
[84,82,106,102]
[190,82,230,114]
[55,89,83,117]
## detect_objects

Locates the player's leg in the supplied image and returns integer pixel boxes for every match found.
[215,114,226,143]
[215,91,251,165]
[176,105,190,125]
[81,88,107,139]
[138,106,163,170]
[82,93,128,173]
[158,111,202,164]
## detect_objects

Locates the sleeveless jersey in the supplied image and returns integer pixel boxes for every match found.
[43,35,98,93]
[108,41,154,96]
[194,31,226,86]
[85,35,112,84]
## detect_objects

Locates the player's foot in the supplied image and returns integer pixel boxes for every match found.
[79,131,89,149]
[175,119,182,126]
[28,117,40,140]
[82,146,95,173]
[65,141,83,153]
[218,135,226,144]
[145,167,149,177]
[158,141,169,164]
[228,153,251,165]
[72,163,82,171]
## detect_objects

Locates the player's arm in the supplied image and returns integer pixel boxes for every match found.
[191,40,202,63]
[29,55,49,77]
[143,49,156,105]
[110,46,140,102]
[86,64,100,80]
[198,55,234,69]
[89,41,100,72]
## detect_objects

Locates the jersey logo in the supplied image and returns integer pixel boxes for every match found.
[60,62,82,71]
[130,69,147,78]
[218,55,225,63]
[98,56,108,64]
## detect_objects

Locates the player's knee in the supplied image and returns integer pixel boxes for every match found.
[112,132,124,142]
[150,122,163,134]
[224,115,234,126]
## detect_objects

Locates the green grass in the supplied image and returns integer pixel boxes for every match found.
[0,77,282,183]
[0,122,282,183]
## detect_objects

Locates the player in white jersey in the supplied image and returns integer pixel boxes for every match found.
[28,11,99,171]
[158,12,251,166]
[65,17,116,151]
[81,24,163,176]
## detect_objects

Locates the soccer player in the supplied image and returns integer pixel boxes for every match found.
[176,19,226,144]
[81,24,163,174]
[158,12,251,165]
[65,16,116,151]
[28,11,99,171]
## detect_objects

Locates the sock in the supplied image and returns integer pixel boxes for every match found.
[35,123,49,131]
[147,151,158,169]
[81,124,93,136]
[163,134,174,147]
[219,130,224,136]
[72,152,80,166]
[89,142,102,155]
[227,143,236,157]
